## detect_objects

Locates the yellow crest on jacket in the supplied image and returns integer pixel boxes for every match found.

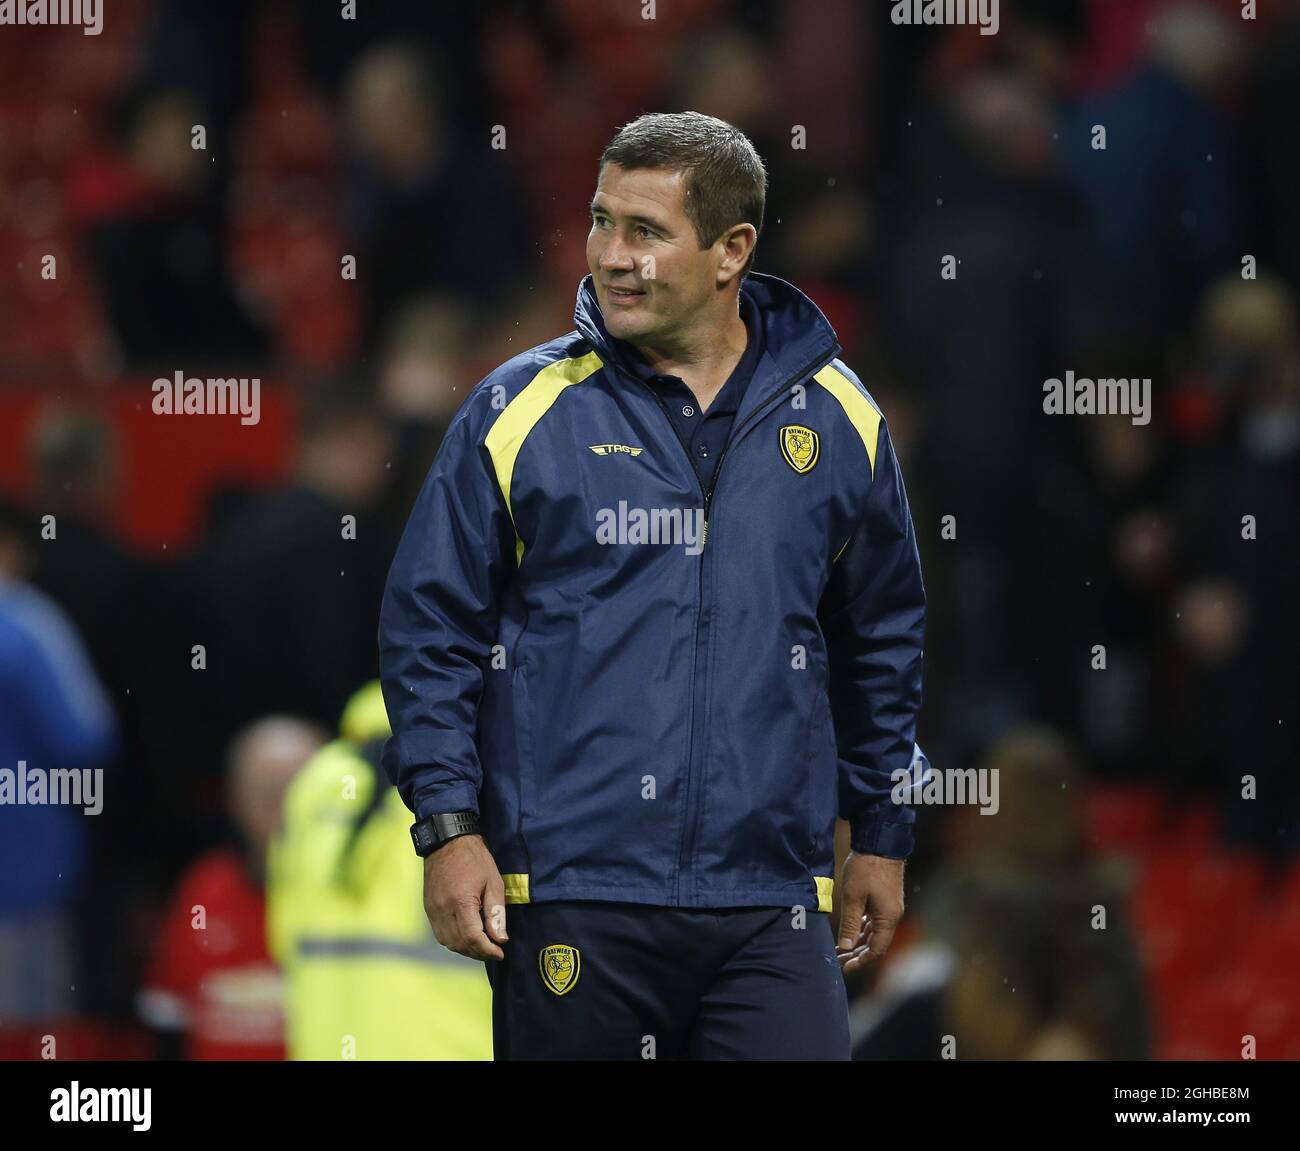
[780,424,819,474]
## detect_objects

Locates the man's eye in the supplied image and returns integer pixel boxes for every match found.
[635,226,652,240]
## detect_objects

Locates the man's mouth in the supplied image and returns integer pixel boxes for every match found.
[605,284,645,304]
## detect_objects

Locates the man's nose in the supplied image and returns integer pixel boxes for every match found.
[599,239,634,270]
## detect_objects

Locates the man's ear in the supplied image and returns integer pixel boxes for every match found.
[716,223,758,285]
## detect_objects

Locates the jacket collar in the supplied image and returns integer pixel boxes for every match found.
[573,271,841,424]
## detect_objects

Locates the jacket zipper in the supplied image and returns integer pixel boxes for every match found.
[623,342,839,903]
[623,376,707,903]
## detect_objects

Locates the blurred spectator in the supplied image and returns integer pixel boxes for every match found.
[765,0,870,173]
[1171,273,1300,856]
[69,84,271,365]
[376,293,471,425]
[1058,2,1246,350]
[25,406,157,1019]
[138,715,325,1060]
[663,26,779,160]
[851,727,1150,1060]
[1030,403,1181,784]
[374,294,473,535]
[762,164,875,356]
[295,0,493,124]
[879,63,1093,756]
[342,43,532,350]
[268,682,492,1060]
[853,866,1139,1060]
[475,279,576,376]
[1002,0,1088,97]
[202,380,394,735]
[140,0,258,170]
[28,408,139,707]
[0,500,117,1025]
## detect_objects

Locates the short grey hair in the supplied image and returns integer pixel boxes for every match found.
[599,111,767,279]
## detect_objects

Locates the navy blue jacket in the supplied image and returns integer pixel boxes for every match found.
[380,272,928,912]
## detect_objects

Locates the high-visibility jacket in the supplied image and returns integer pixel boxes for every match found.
[380,272,929,914]
[267,682,492,1060]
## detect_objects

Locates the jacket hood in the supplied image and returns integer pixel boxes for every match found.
[573,271,841,384]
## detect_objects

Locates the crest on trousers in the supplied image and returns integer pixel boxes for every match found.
[539,944,581,996]
[780,425,819,474]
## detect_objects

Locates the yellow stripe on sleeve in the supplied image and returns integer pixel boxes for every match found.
[813,363,882,478]
[485,351,604,564]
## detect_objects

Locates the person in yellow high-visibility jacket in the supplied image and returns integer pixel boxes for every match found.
[267,681,492,1060]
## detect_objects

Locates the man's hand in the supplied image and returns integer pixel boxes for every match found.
[422,834,509,961]
[835,851,905,974]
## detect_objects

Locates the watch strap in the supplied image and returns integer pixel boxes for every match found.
[411,810,480,856]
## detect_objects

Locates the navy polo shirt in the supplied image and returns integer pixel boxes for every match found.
[618,292,765,495]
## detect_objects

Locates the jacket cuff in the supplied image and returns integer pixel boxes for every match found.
[848,813,914,860]
[412,780,480,823]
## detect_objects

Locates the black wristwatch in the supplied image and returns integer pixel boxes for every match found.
[410,811,481,857]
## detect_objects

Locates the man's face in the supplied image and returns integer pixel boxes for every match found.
[586,164,717,346]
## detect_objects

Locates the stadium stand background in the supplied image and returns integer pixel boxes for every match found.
[0,0,1297,1059]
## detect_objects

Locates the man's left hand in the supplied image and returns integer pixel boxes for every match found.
[835,852,905,974]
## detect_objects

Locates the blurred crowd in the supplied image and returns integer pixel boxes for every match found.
[0,0,1297,1059]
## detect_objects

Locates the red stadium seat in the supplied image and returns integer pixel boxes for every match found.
[1163,799,1220,852]
[1082,783,1166,854]
[1134,845,1267,993]
[1155,966,1300,1061]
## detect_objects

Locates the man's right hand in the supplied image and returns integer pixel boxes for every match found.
[422,834,509,961]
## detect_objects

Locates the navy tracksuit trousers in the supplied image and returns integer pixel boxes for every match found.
[484,901,851,1060]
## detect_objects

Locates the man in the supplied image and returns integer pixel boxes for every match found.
[342,43,531,349]
[0,500,116,1027]
[267,682,492,1060]
[380,111,928,1060]
[139,716,326,1060]
[205,379,393,734]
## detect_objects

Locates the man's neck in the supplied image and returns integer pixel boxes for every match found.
[635,306,749,412]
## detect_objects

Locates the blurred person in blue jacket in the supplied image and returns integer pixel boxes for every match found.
[0,500,116,1024]
[1055,2,1246,348]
